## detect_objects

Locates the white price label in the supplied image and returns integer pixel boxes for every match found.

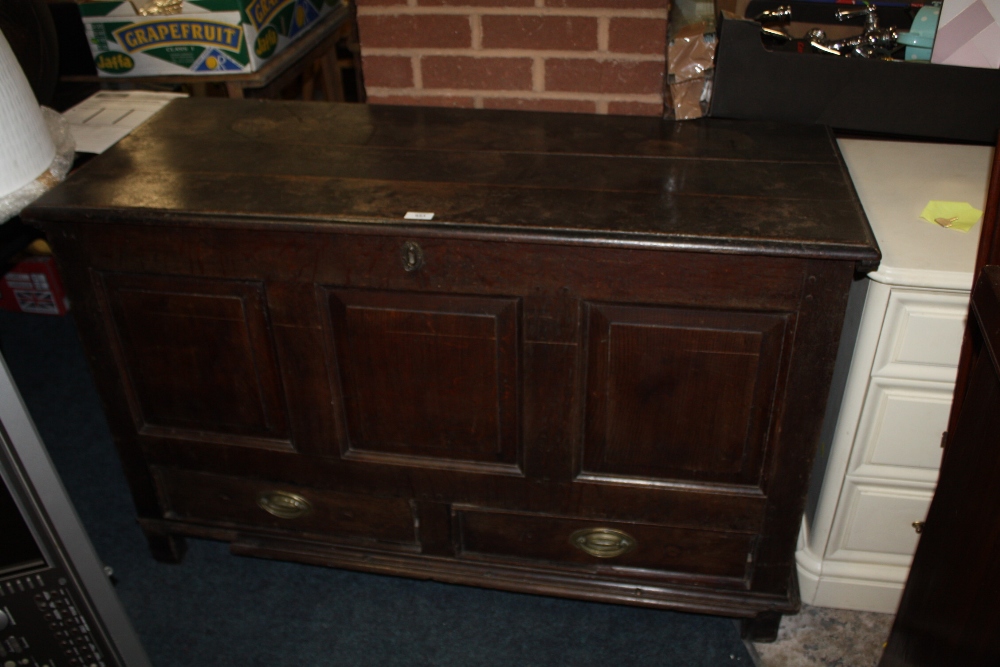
[404,212,435,220]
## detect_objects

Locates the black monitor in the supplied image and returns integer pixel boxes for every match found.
[0,353,150,666]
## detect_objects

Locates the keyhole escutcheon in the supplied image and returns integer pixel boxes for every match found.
[401,241,424,272]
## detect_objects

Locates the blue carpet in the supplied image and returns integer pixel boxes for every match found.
[0,310,755,666]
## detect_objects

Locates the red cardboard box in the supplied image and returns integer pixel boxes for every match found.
[0,256,69,316]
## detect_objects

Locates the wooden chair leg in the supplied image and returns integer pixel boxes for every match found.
[301,61,318,101]
[344,5,365,102]
[320,50,344,102]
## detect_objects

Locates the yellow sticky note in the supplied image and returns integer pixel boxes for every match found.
[919,201,983,232]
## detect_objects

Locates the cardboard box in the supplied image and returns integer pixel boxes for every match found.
[932,0,1000,68]
[709,13,1000,143]
[0,256,69,316]
[78,0,342,77]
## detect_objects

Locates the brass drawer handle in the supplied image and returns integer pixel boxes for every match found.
[401,241,424,272]
[256,490,312,519]
[912,520,925,534]
[570,527,636,559]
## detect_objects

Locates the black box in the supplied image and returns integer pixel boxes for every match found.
[709,14,1000,144]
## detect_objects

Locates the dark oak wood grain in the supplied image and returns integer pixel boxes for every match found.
[22,99,879,639]
[30,99,878,266]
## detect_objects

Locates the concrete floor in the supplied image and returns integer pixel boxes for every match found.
[746,605,895,667]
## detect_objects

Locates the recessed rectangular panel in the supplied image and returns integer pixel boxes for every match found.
[99,273,290,449]
[326,289,520,469]
[582,303,790,485]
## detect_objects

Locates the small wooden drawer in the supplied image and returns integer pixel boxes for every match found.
[453,507,755,580]
[153,467,418,545]
[871,289,968,382]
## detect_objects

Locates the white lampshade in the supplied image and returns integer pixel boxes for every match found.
[0,28,56,199]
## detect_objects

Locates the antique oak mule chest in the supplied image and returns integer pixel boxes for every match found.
[24,99,879,639]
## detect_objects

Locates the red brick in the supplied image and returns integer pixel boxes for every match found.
[361,55,414,88]
[545,58,663,95]
[607,100,663,116]
[367,94,477,108]
[481,15,598,51]
[422,56,533,90]
[420,0,533,5]
[609,18,667,55]
[483,97,597,113]
[357,15,472,49]
[545,0,667,8]
[356,0,407,6]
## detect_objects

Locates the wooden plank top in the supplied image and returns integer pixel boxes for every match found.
[27,98,880,267]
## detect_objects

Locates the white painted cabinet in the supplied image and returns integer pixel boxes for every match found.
[797,139,994,613]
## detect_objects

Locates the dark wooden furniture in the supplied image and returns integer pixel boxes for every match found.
[947,132,1000,445]
[23,99,879,641]
[879,265,1000,666]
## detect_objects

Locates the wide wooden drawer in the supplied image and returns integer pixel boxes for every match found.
[453,506,755,581]
[153,467,418,546]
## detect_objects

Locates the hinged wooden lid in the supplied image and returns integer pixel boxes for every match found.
[25,98,880,269]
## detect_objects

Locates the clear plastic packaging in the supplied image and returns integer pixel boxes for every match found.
[0,108,75,224]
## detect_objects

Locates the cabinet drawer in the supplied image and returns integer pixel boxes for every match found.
[454,507,754,581]
[850,377,950,482]
[828,481,932,563]
[872,289,968,382]
[153,468,418,546]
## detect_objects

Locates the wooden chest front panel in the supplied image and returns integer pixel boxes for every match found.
[80,225,810,484]
[71,222,823,591]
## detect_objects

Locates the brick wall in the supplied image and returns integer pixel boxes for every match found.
[356,0,670,116]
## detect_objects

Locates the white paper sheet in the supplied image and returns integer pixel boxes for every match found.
[62,90,188,154]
